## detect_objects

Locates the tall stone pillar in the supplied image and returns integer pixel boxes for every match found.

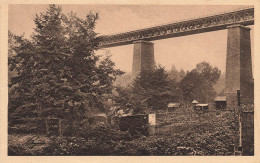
[132,40,155,79]
[225,24,253,109]
[226,24,254,155]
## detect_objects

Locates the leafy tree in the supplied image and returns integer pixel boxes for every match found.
[179,68,186,79]
[168,65,185,82]
[180,61,221,103]
[113,66,179,114]
[8,5,123,122]
[168,65,179,81]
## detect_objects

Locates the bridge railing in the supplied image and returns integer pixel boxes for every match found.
[97,7,254,48]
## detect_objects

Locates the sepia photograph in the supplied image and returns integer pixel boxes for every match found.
[3,2,257,159]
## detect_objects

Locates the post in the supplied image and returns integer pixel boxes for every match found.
[237,90,242,155]
[148,114,156,136]
[241,110,254,155]
[59,119,62,136]
[46,118,49,135]
[132,40,155,79]
[237,90,240,107]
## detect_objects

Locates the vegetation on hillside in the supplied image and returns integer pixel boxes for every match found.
[113,66,182,114]
[180,62,221,103]
[9,108,235,156]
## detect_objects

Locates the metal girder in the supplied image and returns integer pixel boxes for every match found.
[97,7,254,48]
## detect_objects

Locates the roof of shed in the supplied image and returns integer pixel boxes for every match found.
[168,102,180,107]
[196,104,209,107]
[192,100,199,104]
[214,96,226,101]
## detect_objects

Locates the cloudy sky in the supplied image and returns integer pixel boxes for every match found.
[9,4,254,73]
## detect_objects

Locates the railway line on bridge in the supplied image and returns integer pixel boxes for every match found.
[97,7,254,48]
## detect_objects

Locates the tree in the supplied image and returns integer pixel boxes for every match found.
[168,65,185,82]
[113,66,179,114]
[180,61,221,103]
[168,65,179,81]
[179,68,185,80]
[8,5,123,122]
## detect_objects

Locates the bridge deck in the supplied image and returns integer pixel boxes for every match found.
[97,7,254,48]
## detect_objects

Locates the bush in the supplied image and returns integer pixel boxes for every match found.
[8,118,46,134]
[83,124,133,141]
[8,110,236,156]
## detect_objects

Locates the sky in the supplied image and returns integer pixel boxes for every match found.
[8,4,254,73]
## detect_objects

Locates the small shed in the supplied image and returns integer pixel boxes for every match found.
[195,104,209,110]
[88,113,107,125]
[167,102,181,112]
[214,96,227,110]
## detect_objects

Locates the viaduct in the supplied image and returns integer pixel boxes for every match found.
[97,7,254,109]
[97,7,254,155]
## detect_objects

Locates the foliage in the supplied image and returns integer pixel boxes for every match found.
[114,62,220,114]
[8,118,46,134]
[9,110,235,156]
[8,5,123,123]
[113,72,132,87]
[180,61,221,103]
[113,66,179,114]
[168,65,185,82]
